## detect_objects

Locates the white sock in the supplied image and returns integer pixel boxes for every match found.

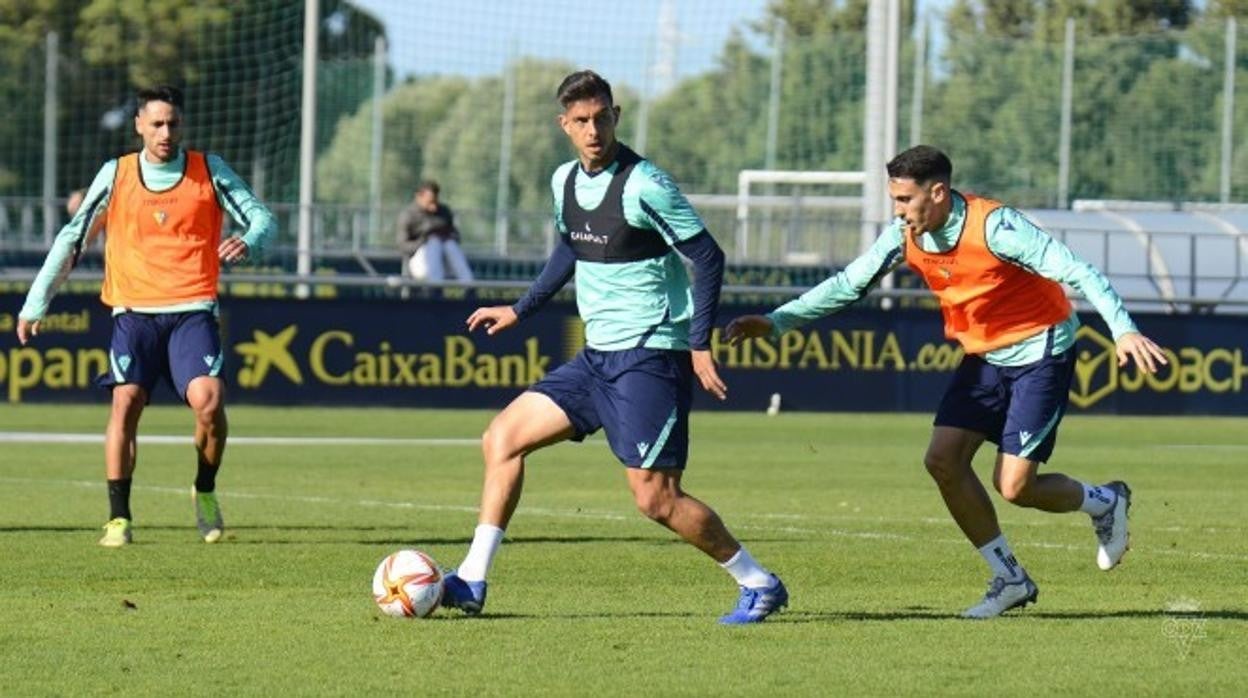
[977,534,1024,581]
[456,523,504,582]
[720,546,774,588]
[1079,482,1115,517]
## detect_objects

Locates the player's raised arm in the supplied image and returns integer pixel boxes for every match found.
[983,206,1169,374]
[724,226,906,344]
[17,160,116,341]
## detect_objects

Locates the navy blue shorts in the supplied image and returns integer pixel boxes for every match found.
[933,346,1076,463]
[530,347,693,469]
[98,311,224,402]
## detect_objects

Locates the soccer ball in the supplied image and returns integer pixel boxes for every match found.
[372,549,444,618]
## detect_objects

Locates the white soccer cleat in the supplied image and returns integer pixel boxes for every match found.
[962,573,1038,619]
[1093,481,1131,571]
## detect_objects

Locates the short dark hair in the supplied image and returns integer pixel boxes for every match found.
[416,180,440,196]
[556,70,613,110]
[136,85,184,113]
[886,145,952,185]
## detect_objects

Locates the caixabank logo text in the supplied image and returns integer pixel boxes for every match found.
[1069,326,1248,409]
[231,324,550,390]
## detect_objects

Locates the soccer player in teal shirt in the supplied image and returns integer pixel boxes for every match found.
[443,70,788,623]
[728,146,1167,618]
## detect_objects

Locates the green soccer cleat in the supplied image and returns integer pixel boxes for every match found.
[193,487,224,543]
[99,517,133,547]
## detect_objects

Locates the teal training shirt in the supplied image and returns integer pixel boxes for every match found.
[20,148,277,321]
[767,192,1139,367]
[551,150,707,351]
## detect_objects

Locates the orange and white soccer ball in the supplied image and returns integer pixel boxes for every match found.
[372,549,444,618]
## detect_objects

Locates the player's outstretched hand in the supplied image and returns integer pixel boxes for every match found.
[466,305,518,335]
[218,235,250,264]
[16,318,39,346]
[692,349,727,401]
[1116,332,1168,373]
[723,314,774,346]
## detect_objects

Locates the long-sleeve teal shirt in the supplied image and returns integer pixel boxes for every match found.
[767,192,1139,367]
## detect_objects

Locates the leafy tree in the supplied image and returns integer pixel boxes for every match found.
[646,33,772,192]
[646,0,887,193]
[756,0,871,35]
[0,0,384,200]
[1109,57,1221,200]
[76,0,232,85]
[315,75,469,206]
[925,36,1065,205]
[421,60,589,245]
[0,0,99,194]
[1207,0,1248,16]
[947,0,1192,42]
[930,0,1242,205]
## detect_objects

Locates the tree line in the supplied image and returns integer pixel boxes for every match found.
[318,0,1246,217]
[1,0,1244,220]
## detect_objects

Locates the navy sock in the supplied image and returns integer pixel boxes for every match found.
[107,478,132,520]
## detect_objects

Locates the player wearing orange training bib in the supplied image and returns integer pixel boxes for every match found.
[727,145,1167,619]
[17,85,276,548]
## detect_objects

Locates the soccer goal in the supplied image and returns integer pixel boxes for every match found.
[733,169,867,265]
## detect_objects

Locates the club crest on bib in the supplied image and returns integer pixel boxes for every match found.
[153,210,168,226]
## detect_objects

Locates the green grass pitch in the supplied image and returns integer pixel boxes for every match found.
[1,404,1244,695]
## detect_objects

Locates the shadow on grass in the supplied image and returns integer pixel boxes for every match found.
[238,534,797,546]
[234,535,679,546]
[380,607,1248,623]
[0,526,99,533]
[415,610,706,621]
[781,608,957,622]
[1029,609,1248,621]
[776,608,1248,623]
[1,526,796,549]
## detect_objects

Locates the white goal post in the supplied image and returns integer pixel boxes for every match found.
[735,169,866,262]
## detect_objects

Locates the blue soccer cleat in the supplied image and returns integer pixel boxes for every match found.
[719,574,788,624]
[440,570,487,615]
